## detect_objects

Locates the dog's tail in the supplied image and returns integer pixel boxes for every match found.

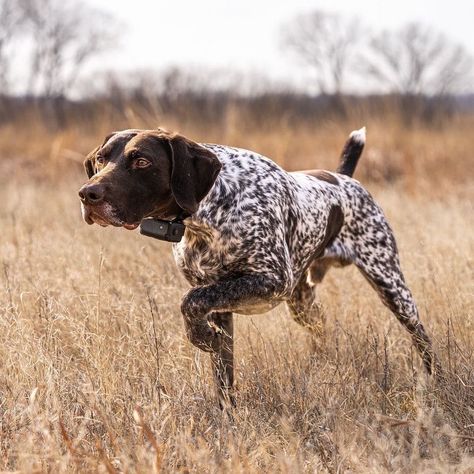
[336,127,366,177]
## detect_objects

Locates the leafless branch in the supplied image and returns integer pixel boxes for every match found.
[363,22,473,96]
[20,0,118,97]
[0,0,26,92]
[280,10,362,95]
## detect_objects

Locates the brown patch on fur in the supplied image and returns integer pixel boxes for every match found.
[309,256,351,283]
[305,205,344,267]
[301,169,339,185]
[321,205,344,253]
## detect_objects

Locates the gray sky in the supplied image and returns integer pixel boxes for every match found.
[86,0,474,90]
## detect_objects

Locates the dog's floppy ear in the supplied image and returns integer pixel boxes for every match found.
[168,135,222,214]
[83,133,117,178]
[83,146,99,178]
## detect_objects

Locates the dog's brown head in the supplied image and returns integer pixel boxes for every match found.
[78,129,221,229]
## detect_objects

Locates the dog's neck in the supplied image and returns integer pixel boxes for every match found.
[146,192,190,221]
[179,209,219,243]
[142,192,218,242]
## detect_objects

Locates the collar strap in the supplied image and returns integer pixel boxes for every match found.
[139,213,188,243]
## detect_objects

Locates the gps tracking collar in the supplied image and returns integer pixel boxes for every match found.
[139,215,187,243]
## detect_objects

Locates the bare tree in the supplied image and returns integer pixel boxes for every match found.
[21,0,117,98]
[0,0,25,93]
[281,10,361,97]
[364,23,473,97]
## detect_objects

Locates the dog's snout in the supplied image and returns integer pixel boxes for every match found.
[79,183,105,204]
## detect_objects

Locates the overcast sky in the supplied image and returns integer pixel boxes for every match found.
[85,0,474,90]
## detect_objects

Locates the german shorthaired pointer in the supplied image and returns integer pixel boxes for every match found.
[79,128,435,406]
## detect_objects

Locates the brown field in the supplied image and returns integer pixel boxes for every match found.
[0,110,473,472]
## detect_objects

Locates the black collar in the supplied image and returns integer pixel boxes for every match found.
[139,213,188,243]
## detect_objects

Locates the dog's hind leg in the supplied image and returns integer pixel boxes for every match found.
[287,239,352,336]
[287,272,325,336]
[356,256,435,374]
[287,247,353,335]
[287,257,342,335]
[346,218,436,374]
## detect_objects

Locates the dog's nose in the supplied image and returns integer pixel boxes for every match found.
[78,183,105,204]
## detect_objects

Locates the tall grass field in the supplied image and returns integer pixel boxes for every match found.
[0,110,473,472]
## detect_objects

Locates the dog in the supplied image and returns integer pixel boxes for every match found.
[79,127,435,406]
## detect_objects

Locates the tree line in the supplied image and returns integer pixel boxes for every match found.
[0,0,472,126]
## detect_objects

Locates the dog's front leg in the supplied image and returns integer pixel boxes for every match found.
[209,312,234,408]
[181,274,285,407]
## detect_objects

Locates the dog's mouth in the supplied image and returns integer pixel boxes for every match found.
[81,203,140,230]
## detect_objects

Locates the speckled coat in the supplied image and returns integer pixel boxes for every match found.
[175,138,434,379]
[79,126,436,406]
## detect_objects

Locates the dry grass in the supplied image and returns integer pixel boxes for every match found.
[0,112,473,472]
[2,105,474,195]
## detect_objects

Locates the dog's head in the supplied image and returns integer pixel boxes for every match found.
[78,129,221,229]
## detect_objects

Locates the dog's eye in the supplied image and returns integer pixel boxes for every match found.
[96,156,105,165]
[134,158,151,169]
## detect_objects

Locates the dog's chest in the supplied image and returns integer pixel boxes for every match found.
[172,232,245,286]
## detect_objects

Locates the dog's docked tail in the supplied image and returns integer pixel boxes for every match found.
[336,127,366,177]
